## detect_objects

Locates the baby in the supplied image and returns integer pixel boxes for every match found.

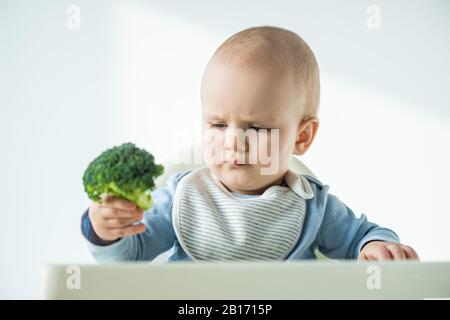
[82,26,418,262]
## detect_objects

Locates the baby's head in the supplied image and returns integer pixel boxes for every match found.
[201,26,320,195]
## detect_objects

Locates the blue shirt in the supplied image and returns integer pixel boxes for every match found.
[81,170,400,262]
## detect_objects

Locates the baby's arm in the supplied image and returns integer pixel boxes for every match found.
[81,172,185,263]
[316,193,418,260]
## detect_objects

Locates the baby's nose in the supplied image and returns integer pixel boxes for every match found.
[224,128,249,152]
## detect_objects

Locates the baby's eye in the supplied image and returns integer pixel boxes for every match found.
[210,123,227,129]
[249,126,271,131]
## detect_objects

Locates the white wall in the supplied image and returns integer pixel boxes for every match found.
[1,0,449,298]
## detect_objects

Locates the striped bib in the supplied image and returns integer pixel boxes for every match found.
[172,167,314,261]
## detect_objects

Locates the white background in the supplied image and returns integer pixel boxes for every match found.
[1,0,449,298]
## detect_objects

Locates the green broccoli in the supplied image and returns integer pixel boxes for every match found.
[82,143,164,210]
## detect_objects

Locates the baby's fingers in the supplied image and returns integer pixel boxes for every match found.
[100,206,143,219]
[363,246,392,261]
[109,224,146,238]
[104,217,142,229]
[386,244,406,260]
[401,245,420,260]
[101,194,137,211]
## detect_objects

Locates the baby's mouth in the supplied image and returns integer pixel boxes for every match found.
[221,151,251,166]
[222,158,250,166]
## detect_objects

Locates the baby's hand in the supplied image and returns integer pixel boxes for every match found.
[88,195,146,242]
[358,241,419,261]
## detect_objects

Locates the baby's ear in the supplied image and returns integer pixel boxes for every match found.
[293,118,319,156]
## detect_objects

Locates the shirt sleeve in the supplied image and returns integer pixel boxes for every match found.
[81,171,189,263]
[316,193,400,259]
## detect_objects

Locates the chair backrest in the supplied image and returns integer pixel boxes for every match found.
[155,143,316,189]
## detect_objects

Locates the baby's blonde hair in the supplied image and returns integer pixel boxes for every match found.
[209,26,320,119]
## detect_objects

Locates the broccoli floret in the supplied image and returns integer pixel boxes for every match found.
[82,143,164,210]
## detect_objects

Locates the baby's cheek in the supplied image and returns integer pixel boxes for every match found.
[203,139,225,165]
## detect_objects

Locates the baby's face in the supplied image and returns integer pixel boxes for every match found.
[201,61,303,194]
